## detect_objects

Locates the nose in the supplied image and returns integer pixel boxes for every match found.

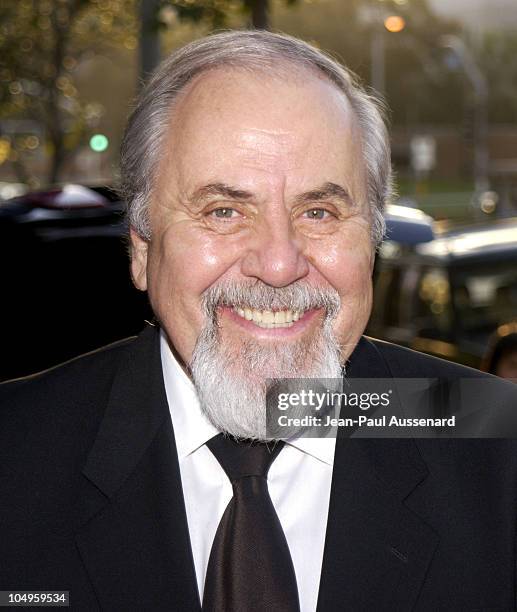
[240,212,310,287]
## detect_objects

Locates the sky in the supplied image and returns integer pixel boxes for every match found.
[428,0,517,32]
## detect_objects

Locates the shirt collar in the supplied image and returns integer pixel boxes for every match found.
[286,435,336,466]
[160,329,336,466]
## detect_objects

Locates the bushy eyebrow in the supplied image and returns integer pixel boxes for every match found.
[190,183,254,204]
[294,182,354,208]
[188,181,354,207]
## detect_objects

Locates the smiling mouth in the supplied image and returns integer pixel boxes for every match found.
[231,306,305,329]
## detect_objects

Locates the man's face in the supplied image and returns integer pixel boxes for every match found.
[131,66,374,383]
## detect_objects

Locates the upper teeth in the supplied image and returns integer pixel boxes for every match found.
[232,307,303,328]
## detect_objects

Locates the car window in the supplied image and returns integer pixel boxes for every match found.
[452,262,517,341]
[414,267,453,341]
[371,265,403,328]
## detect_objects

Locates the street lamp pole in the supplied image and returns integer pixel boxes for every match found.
[359,6,405,96]
[440,35,489,195]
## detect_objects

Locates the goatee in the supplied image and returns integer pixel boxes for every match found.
[189,281,343,441]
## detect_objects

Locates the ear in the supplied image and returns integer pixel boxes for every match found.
[129,226,149,291]
[370,248,377,274]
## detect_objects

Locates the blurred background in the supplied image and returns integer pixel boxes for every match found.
[0,0,516,381]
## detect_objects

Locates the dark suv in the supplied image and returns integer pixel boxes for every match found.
[368,218,517,367]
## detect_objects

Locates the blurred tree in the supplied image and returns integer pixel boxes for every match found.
[158,0,299,32]
[0,0,138,185]
[141,0,162,80]
[247,0,269,29]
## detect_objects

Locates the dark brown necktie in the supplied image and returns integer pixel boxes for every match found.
[202,434,300,612]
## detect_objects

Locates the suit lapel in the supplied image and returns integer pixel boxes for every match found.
[317,338,439,611]
[75,324,201,611]
[74,328,438,610]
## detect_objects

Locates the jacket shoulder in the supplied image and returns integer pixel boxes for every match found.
[364,336,487,379]
[0,335,137,433]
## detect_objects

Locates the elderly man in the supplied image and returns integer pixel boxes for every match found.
[1,30,517,612]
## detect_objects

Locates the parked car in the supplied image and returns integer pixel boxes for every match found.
[368,217,517,367]
[383,203,434,245]
[0,184,151,381]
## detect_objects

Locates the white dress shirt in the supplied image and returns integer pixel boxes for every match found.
[160,330,337,612]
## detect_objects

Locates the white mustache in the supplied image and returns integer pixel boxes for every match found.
[201,281,341,320]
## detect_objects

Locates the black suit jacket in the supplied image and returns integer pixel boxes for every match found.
[1,323,517,611]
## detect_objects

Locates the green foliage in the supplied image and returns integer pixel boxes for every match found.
[0,0,137,183]
[159,0,299,29]
[159,0,233,29]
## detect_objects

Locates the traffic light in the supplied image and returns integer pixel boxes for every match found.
[89,134,109,152]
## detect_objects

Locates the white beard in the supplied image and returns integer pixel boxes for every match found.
[189,281,343,441]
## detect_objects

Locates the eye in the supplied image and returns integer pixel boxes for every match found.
[211,207,239,219]
[304,208,331,220]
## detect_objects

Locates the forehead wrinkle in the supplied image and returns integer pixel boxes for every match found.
[234,128,299,171]
[236,128,294,149]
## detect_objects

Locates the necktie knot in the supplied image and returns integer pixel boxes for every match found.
[206,434,284,482]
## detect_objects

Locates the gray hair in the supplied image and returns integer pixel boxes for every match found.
[120,30,391,244]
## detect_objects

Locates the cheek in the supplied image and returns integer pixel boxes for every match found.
[147,227,243,307]
[308,237,374,300]
[336,257,373,323]
[307,234,373,349]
